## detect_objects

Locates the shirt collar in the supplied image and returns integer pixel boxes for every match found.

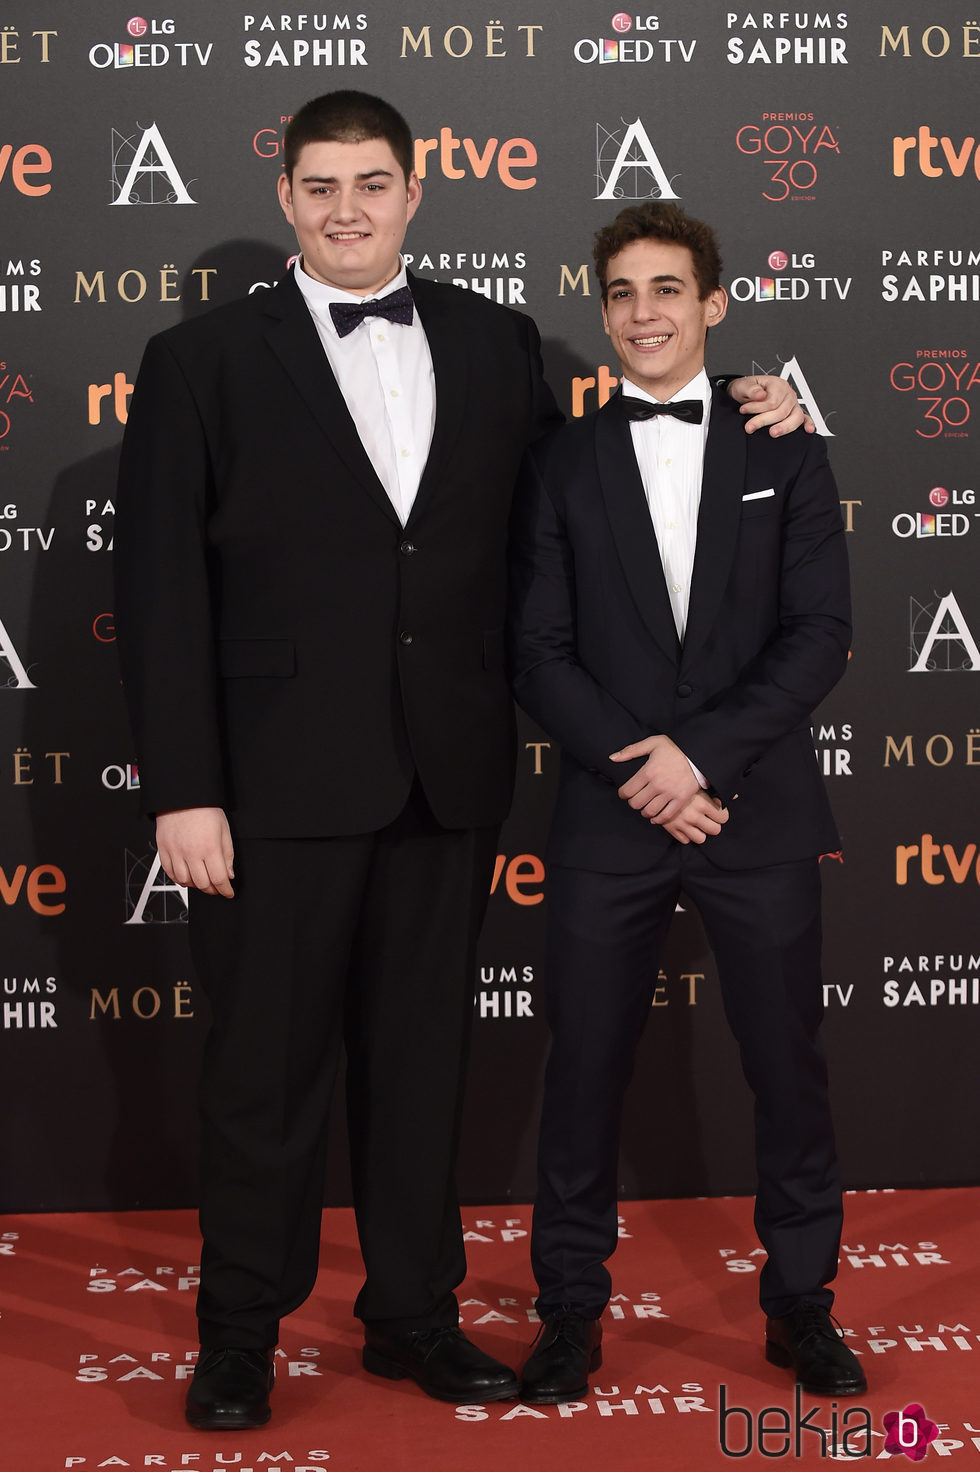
[620,368,711,410]
[293,257,411,336]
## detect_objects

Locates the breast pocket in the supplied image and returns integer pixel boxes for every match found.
[740,486,783,521]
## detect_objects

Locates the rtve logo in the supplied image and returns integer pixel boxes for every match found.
[413,130,537,190]
[893,127,980,180]
[0,141,51,196]
[895,836,980,886]
[0,862,66,914]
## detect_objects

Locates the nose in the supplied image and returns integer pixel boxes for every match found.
[632,288,661,322]
[331,185,362,222]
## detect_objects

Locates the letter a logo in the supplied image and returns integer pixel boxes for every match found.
[757,355,835,438]
[124,850,190,924]
[909,591,980,672]
[0,612,36,688]
[595,118,680,201]
[110,123,196,205]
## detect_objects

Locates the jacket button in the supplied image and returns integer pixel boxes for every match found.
[399,540,417,555]
[399,631,414,645]
[676,683,693,697]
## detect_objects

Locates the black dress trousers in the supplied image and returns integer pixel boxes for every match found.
[189,785,499,1350]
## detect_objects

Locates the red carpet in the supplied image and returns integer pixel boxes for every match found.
[3,1189,976,1469]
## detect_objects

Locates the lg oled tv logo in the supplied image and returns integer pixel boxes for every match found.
[892,487,977,541]
[89,15,213,68]
[728,248,851,304]
[573,13,695,65]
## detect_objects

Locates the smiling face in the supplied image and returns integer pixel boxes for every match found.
[601,237,728,401]
[277,137,422,296]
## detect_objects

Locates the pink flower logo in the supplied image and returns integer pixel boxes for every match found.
[883,1404,939,1461]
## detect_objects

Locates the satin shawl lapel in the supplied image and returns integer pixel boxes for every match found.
[681,387,746,671]
[261,271,399,526]
[595,397,679,663]
[404,272,468,528]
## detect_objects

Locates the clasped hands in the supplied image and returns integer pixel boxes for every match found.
[610,734,728,846]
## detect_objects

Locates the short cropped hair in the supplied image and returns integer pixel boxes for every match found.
[283,91,414,181]
[593,202,723,301]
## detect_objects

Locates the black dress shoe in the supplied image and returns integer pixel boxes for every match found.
[185,1347,275,1429]
[520,1311,603,1404]
[362,1326,519,1403]
[765,1304,867,1396]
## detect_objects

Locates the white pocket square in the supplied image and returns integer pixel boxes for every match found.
[742,488,775,501]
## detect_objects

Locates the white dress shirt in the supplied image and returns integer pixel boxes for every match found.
[622,368,712,643]
[623,368,712,790]
[293,257,435,526]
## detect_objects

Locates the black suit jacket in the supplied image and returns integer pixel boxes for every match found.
[508,386,851,873]
[115,268,561,836]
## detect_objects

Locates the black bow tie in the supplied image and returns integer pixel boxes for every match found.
[329,284,414,338]
[618,392,703,425]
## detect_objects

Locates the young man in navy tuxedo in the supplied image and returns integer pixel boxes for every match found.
[116,92,810,1429]
[509,201,863,1404]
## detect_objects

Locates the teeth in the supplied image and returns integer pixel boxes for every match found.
[634,334,669,346]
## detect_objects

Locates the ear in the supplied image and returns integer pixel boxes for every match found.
[276,170,294,225]
[705,286,728,327]
[601,298,610,337]
[405,171,423,224]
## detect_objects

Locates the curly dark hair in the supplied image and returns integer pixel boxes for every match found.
[593,202,723,301]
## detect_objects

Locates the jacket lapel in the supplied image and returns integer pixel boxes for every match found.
[681,387,746,671]
[261,270,400,525]
[595,396,679,663]
[404,273,468,528]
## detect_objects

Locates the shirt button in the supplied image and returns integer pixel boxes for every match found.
[390,389,399,397]
[401,448,410,457]
[672,583,681,593]
[399,631,414,645]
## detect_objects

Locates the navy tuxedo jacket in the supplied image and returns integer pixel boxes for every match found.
[115,268,560,836]
[507,386,851,873]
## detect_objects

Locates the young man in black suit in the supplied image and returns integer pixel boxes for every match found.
[509,202,863,1405]
[115,94,809,1429]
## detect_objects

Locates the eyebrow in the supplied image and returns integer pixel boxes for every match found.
[299,168,395,184]
[606,273,687,289]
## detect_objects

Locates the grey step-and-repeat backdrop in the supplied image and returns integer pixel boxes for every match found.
[3,4,978,1212]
